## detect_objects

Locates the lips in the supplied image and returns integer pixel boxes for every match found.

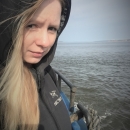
[30,51,43,58]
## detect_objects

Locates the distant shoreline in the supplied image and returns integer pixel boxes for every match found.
[58,39,130,44]
[93,39,130,43]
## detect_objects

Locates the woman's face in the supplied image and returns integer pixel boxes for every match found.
[22,0,61,64]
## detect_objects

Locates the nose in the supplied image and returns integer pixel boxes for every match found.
[35,29,49,48]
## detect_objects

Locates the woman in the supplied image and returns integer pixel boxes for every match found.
[0,0,72,130]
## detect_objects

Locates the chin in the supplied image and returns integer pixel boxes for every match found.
[25,58,42,64]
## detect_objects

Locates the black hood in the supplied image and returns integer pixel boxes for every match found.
[0,0,71,72]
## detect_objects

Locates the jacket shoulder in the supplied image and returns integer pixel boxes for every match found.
[38,67,72,130]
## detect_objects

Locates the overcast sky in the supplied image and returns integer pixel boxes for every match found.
[58,0,130,42]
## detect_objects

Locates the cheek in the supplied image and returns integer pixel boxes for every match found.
[50,35,57,47]
[22,33,33,51]
[22,38,27,54]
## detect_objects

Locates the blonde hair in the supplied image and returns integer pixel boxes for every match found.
[0,0,64,129]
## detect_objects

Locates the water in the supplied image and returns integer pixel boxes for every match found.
[51,42,130,130]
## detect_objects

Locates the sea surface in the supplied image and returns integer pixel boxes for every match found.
[51,42,130,130]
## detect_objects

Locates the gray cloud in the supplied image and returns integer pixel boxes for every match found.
[59,0,130,42]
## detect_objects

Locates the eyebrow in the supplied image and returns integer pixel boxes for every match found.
[50,23,60,29]
[29,18,60,29]
[28,18,44,26]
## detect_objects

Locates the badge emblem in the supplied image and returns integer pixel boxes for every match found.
[50,90,58,98]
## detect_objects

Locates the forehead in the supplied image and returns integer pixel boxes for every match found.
[30,0,62,23]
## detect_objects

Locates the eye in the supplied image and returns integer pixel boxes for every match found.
[26,24,37,29]
[48,27,58,33]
